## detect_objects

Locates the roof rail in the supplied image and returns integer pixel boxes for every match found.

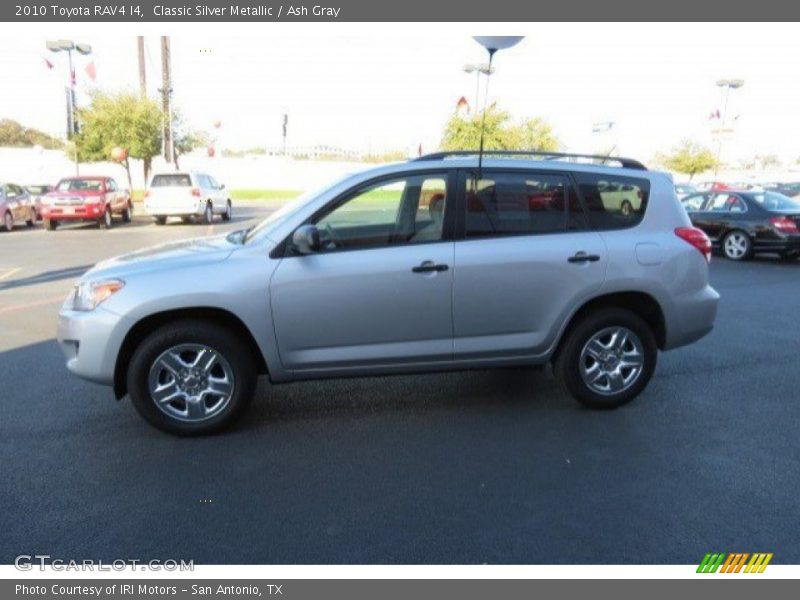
[413,150,647,171]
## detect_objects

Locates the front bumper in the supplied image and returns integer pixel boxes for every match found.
[57,306,128,385]
[42,204,105,221]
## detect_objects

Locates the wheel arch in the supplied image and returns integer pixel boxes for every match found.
[113,307,269,399]
[553,291,667,361]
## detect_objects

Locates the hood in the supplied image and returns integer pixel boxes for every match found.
[83,234,239,281]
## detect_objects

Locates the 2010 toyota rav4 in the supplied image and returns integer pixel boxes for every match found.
[57,152,719,435]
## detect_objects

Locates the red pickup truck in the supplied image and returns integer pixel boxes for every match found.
[41,176,132,231]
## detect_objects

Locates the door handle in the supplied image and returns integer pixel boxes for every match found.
[568,252,600,264]
[412,261,449,273]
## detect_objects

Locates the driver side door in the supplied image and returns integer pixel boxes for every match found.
[270,171,455,372]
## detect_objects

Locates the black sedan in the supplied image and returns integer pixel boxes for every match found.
[681,190,800,261]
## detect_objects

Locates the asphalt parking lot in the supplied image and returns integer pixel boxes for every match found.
[1,205,799,565]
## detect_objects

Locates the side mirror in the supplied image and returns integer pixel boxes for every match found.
[219,183,226,190]
[292,224,320,255]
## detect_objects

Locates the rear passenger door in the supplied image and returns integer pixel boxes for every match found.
[452,170,607,359]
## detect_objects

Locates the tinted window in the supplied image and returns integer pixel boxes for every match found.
[681,193,708,211]
[709,194,746,212]
[575,173,649,230]
[751,192,800,212]
[465,172,578,238]
[313,173,448,251]
[151,174,192,187]
[107,179,117,191]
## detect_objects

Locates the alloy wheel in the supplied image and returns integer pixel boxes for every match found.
[579,326,645,396]
[724,232,749,260]
[148,344,235,422]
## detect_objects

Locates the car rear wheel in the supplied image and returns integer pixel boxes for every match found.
[203,203,214,225]
[181,216,193,224]
[154,216,167,225]
[2,211,13,232]
[554,308,657,409]
[127,320,257,436]
[122,203,132,223]
[722,230,752,261]
[26,208,36,227]
[44,219,58,231]
[98,207,113,229]
[222,200,232,221]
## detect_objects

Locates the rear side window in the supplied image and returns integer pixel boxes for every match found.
[575,173,650,230]
[151,174,192,187]
[465,172,581,238]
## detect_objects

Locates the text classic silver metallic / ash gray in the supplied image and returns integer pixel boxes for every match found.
[58,152,719,435]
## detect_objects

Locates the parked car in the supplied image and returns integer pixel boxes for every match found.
[696,181,732,192]
[41,177,132,230]
[0,182,37,231]
[144,171,232,225]
[674,183,697,200]
[58,151,719,435]
[681,190,800,260]
[597,180,642,215]
[25,184,54,220]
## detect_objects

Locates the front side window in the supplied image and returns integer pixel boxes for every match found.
[312,173,448,251]
[575,173,650,230]
[709,194,746,212]
[465,172,578,238]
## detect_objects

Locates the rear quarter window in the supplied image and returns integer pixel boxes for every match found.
[575,173,650,230]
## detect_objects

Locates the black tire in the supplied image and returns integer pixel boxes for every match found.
[221,200,232,222]
[2,211,13,232]
[44,219,58,231]
[122,202,132,223]
[98,207,113,229]
[554,308,657,409]
[127,320,257,436]
[722,230,752,261]
[203,202,214,225]
[154,216,167,225]
[26,208,36,227]
[181,216,194,225]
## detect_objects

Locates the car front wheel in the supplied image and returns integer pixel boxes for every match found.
[98,207,113,229]
[222,200,232,221]
[554,308,657,409]
[3,211,13,232]
[127,320,257,435]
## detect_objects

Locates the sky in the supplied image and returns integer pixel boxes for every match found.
[2,22,799,165]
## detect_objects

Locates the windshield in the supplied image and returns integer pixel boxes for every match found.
[243,177,352,244]
[751,191,800,212]
[27,185,51,194]
[56,179,103,192]
[151,174,192,187]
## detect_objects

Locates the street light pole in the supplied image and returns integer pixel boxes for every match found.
[713,78,744,180]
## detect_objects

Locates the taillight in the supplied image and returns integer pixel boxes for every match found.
[770,216,799,234]
[675,227,712,262]
[191,188,201,197]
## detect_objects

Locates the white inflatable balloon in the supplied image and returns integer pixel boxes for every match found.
[473,36,525,52]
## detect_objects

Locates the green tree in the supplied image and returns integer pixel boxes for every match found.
[0,119,62,149]
[657,140,717,181]
[75,91,163,189]
[172,110,209,169]
[440,105,559,152]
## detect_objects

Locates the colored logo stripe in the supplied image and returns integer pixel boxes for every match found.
[697,552,773,573]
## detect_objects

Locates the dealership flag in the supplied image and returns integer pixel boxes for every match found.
[43,57,54,70]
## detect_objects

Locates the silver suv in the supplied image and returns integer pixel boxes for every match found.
[58,152,719,435]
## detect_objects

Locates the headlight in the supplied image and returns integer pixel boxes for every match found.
[68,279,125,311]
